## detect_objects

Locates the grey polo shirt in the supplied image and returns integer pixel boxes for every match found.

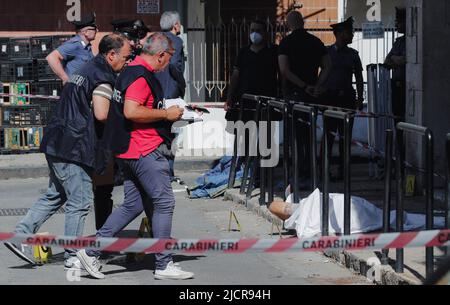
[57,35,94,77]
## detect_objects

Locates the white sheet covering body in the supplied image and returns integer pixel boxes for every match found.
[284,189,445,238]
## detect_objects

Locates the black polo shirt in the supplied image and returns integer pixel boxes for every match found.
[234,44,278,100]
[279,29,327,93]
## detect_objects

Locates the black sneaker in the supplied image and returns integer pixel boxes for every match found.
[4,242,37,266]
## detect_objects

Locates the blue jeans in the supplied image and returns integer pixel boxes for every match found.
[87,149,175,270]
[15,155,93,259]
[168,157,175,180]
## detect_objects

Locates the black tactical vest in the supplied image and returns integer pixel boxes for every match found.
[40,55,116,169]
[95,64,174,174]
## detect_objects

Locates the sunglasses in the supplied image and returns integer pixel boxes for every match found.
[124,54,135,61]
[164,50,175,56]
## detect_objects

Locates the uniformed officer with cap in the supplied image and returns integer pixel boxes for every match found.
[46,12,98,84]
[112,19,149,42]
[326,17,364,107]
[111,19,149,58]
[322,17,364,180]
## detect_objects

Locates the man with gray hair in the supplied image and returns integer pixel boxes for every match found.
[157,11,185,99]
[77,33,194,280]
[155,11,186,184]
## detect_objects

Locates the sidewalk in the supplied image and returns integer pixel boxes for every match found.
[223,153,448,285]
[0,152,219,180]
[223,187,447,285]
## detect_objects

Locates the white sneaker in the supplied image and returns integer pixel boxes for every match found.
[64,257,85,271]
[76,250,105,279]
[154,261,194,280]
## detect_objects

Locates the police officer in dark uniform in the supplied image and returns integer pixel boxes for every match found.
[323,17,364,180]
[111,19,149,57]
[385,7,406,123]
[46,12,98,84]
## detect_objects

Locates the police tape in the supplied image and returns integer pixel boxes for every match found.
[0,230,449,254]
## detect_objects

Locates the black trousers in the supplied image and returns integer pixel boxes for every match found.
[287,90,319,178]
[295,114,312,177]
[235,117,261,186]
[320,89,356,176]
[93,184,114,230]
[392,80,406,124]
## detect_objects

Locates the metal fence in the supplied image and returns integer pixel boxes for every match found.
[228,94,449,282]
[186,18,399,102]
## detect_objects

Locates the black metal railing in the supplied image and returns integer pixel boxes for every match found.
[322,110,353,236]
[395,122,434,278]
[267,99,289,201]
[291,104,318,203]
[227,94,447,283]
[381,129,394,265]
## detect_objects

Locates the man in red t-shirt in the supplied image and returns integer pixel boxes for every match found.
[77,33,194,280]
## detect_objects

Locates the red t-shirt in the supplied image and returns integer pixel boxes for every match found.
[116,56,164,160]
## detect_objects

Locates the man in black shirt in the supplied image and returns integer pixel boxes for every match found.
[225,19,278,116]
[278,11,332,102]
[278,11,332,180]
[225,19,279,185]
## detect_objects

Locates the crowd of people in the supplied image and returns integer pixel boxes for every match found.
[226,8,406,182]
[5,11,193,280]
[3,7,407,281]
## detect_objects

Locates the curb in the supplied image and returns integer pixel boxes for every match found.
[174,159,219,172]
[223,188,421,285]
[322,250,420,285]
[0,156,218,180]
[0,167,50,180]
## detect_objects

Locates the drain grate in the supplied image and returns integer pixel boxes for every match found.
[0,205,120,217]
[0,207,67,217]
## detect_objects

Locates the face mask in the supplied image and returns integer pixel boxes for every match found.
[250,32,263,45]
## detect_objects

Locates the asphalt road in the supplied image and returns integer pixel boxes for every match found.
[0,172,370,285]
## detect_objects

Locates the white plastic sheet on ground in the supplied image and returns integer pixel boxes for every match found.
[284,189,446,238]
